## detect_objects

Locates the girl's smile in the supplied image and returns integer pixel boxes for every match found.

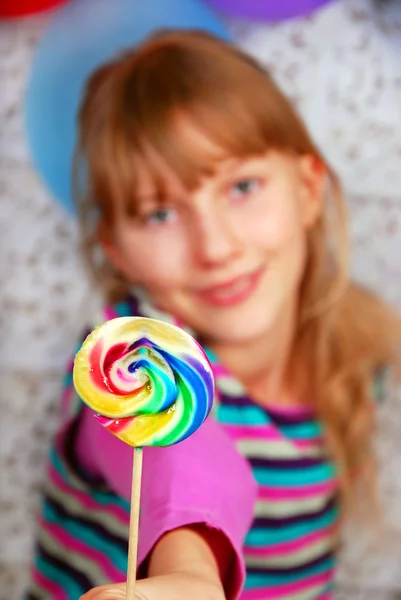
[194,265,266,308]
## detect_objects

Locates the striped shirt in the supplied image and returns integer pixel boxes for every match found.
[25,292,338,600]
[210,361,337,599]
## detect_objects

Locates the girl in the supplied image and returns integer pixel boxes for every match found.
[26,30,401,600]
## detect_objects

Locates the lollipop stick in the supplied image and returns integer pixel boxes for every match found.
[126,447,143,600]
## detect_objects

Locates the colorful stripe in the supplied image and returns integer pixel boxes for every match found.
[241,571,332,600]
[252,463,336,487]
[47,464,129,533]
[32,554,86,599]
[245,555,335,586]
[29,566,69,600]
[245,508,337,546]
[244,528,335,566]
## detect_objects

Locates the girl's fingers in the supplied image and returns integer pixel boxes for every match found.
[80,583,151,600]
[80,583,126,600]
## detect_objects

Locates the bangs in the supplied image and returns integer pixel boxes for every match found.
[78,30,315,220]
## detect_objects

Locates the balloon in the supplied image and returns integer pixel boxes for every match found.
[205,0,333,21]
[0,0,69,19]
[25,0,229,214]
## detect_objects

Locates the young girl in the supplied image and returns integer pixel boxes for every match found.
[25,30,401,600]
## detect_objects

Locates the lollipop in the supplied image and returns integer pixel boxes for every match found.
[73,316,214,447]
[73,316,214,597]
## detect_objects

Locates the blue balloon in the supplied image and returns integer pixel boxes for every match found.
[25,0,229,214]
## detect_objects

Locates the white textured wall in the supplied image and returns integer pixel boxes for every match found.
[1,1,401,598]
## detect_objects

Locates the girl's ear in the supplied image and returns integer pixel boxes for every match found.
[298,154,327,229]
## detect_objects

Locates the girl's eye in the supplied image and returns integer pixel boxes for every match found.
[144,207,177,225]
[230,178,260,199]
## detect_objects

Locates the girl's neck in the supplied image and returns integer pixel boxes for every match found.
[209,297,306,408]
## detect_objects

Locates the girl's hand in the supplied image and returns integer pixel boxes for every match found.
[80,573,225,600]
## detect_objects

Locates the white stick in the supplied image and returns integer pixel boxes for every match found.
[126,447,143,600]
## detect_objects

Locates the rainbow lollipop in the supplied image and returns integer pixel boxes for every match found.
[73,316,214,598]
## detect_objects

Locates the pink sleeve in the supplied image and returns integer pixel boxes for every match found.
[77,405,257,599]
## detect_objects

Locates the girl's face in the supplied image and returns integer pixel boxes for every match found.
[102,140,324,346]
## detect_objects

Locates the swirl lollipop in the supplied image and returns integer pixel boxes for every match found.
[73,316,214,598]
[73,316,214,445]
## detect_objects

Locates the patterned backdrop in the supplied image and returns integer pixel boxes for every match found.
[1,1,401,598]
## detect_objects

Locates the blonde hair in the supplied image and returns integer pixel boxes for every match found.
[75,30,401,512]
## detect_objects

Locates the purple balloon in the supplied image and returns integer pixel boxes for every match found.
[206,0,334,21]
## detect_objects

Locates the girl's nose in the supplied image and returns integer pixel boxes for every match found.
[191,208,242,268]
